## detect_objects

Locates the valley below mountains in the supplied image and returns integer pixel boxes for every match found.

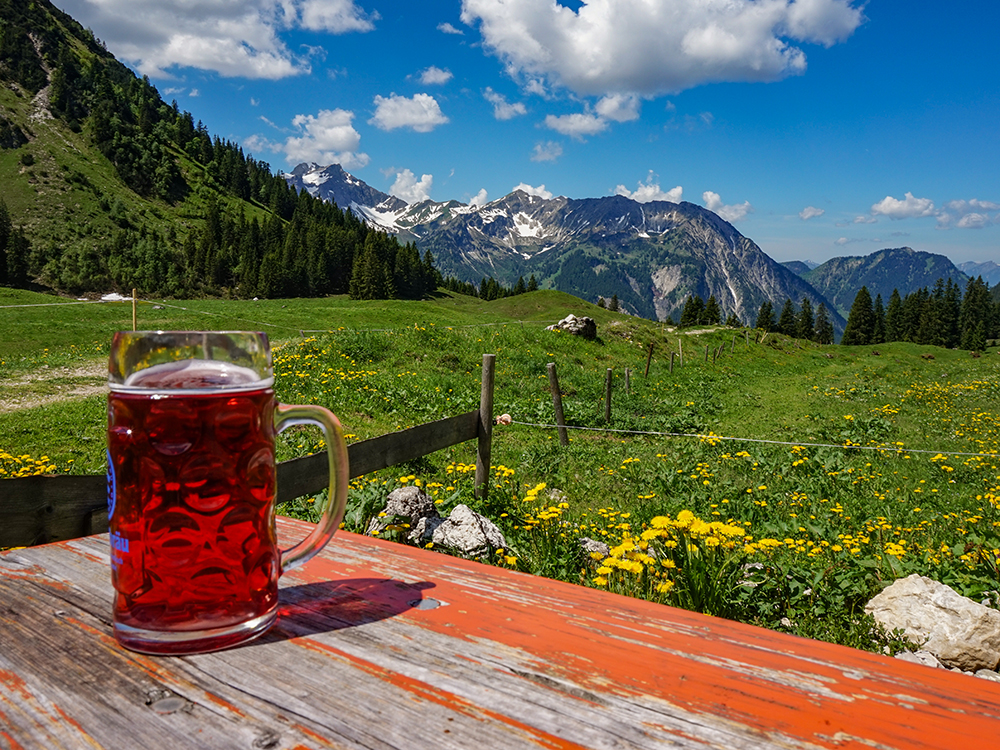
[285,163,847,329]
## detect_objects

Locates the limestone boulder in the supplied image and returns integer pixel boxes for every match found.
[866,574,1000,671]
[365,486,439,539]
[546,314,597,340]
[422,504,507,559]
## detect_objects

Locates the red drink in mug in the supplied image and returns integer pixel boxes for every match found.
[107,332,348,654]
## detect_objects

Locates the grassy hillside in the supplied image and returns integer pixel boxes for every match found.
[4,290,1000,653]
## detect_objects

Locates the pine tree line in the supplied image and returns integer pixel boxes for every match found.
[441,274,538,300]
[753,297,836,344]
[678,294,725,327]
[840,278,996,350]
[0,199,30,287]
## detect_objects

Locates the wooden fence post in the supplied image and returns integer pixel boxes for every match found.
[669,351,675,373]
[704,345,709,363]
[604,368,613,423]
[745,329,749,345]
[547,362,569,446]
[624,368,631,395]
[644,342,655,378]
[132,288,137,331]
[678,340,684,368]
[475,354,496,500]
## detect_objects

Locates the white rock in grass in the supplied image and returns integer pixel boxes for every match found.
[546,314,597,340]
[866,574,1000,672]
[365,486,439,538]
[428,504,507,559]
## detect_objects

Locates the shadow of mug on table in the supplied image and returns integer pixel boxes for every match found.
[252,578,439,643]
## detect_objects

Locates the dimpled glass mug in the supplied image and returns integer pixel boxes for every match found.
[106,331,349,654]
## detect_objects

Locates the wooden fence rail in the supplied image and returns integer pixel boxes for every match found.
[0,356,495,549]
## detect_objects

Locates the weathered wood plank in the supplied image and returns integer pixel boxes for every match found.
[0,410,481,548]
[0,473,105,547]
[4,520,1000,749]
[276,409,480,500]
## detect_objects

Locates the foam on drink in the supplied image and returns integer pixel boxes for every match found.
[119,359,267,392]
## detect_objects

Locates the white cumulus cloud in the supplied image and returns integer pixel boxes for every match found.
[484,88,527,119]
[544,112,608,139]
[460,0,864,97]
[703,191,752,223]
[799,206,824,220]
[469,188,490,206]
[955,213,993,229]
[530,141,563,162]
[615,172,682,203]
[299,0,379,33]
[54,0,377,79]
[419,66,454,85]
[513,183,554,199]
[938,198,1000,229]
[438,21,464,35]
[870,192,936,220]
[263,108,369,168]
[390,169,434,203]
[595,93,641,122]
[369,93,449,132]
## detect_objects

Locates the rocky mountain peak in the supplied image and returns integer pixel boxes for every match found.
[282,163,844,327]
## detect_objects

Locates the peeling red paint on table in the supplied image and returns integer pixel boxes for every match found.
[2,516,1000,749]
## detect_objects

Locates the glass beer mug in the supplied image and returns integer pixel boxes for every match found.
[106,331,349,654]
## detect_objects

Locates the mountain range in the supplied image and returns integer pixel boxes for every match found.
[958,261,1000,287]
[791,247,967,316]
[285,163,847,328]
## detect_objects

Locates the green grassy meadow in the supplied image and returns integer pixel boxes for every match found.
[4,286,1000,652]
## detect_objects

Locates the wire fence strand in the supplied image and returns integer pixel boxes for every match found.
[506,419,999,459]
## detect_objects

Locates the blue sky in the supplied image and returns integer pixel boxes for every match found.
[54,0,1000,266]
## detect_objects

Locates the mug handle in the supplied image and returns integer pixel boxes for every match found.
[274,403,350,574]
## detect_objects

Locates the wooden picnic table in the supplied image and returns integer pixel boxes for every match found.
[3,516,1000,750]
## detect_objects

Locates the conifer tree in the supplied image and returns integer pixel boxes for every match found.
[349,235,391,300]
[900,287,926,342]
[755,300,774,331]
[608,293,620,312]
[680,295,704,326]
[872,293,886,344]
[777,298,796,335]
[0,199,10,286]
[796,297,815,340]
[916,284,942,346]
[942,278,962,348]
[841,286,874,345]
[960,276,993,350]
[527,274,539,292]
[726,312,742,327]
[814,303,835,344]
[884,289,904,342]
[703,295,722,325]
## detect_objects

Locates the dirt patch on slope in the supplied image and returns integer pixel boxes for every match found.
[0,360,106,413]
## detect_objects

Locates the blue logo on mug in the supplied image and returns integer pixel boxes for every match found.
[106,449,116,522]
